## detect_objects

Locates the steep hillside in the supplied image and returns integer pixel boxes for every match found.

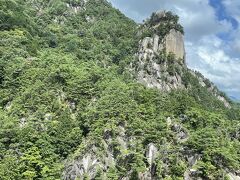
[0,0,240,180]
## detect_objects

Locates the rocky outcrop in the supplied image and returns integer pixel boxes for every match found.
[63,125,162,180]
[20,117,27,128]
[63,125,129,180]
[63,140,115,180]
[184,154,202,180]
[139,144,159,180]
[66,0,87,13]
[146,11,185,61]
[217,95,231,108]
[227,172,240,180]
[133,10,186,91]
[63,152,101,180]
[192,71,231,108]
[133,11,231,108]
[165,29,185,60]
[138,30,185,61]
[146,143,158,169]
[171,123,188,142]
[135,33,185,91]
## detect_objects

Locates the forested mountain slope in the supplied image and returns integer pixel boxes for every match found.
[0,0,240,179]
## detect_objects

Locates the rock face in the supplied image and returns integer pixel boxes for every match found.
[227,173,240,180]
[217,95,231,108]
[184,154,202,180]
[66,0,88,13]
[138,144,159,180]
[63,141,114,180]
[171,123,188,142]
[135,34,185,91]
[63,125,129,180]
[63,124,161,180]
[165,29,185,60]
[133,10,186,91]
[192,71,231,108]
[145,10,185,61]
[146,143,158,168]
[137,29,185,61]
[63,152,101,180]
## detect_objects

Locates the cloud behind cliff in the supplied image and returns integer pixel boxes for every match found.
[108,0,240,101]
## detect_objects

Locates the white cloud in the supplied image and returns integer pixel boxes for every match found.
[187,35,240,98]
[221,0,240,57]
[222,0,240,22]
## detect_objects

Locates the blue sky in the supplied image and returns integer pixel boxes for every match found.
[108,0,240,101]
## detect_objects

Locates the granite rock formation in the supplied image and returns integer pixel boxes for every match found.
[133,11,230,108]
[165,29,185,60]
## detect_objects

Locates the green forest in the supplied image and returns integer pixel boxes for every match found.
[0,0,239,179]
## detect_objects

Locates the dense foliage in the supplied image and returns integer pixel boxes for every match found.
[0,0,239,179]
[140,11,184,40]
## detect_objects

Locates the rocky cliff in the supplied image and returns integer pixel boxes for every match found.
[133,11,186,91]
[165,29,185,60]
[133,11,230,108]
[63,119,190,180]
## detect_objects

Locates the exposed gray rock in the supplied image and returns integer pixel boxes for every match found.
[184,169,202,180]
[156,10,167,17]
[20,117,27,128]
[85,15,95,23]
[138,172,152,180]
[133,12,231,109]
[191,71,231,108]
[184,154,202,180]
[140,37,153,52]
[44,113,52,121]
[166,117,172,126]
[136,58,184,91]
[153,35,159,52]
[179,114,188,122]
[172,124,181,132]
[146,143,158,166]
[177,131,188,141]
[187,154,201,167]
[138,29,185,61]
[5,101,12,111]
[58,91,66,103]
[135,27,185,91]
[63,124,131,180]
[227,173,240,180]
[184,170,191,180]
[165,29,185,60]
[63,153,101,180]
[68,101,76,110]
[139,144,159,180]
[171,123,188,142]
[117,126,128,151]
[66,0,87,13]
[103,129,112,140]
[217,95,231,108]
